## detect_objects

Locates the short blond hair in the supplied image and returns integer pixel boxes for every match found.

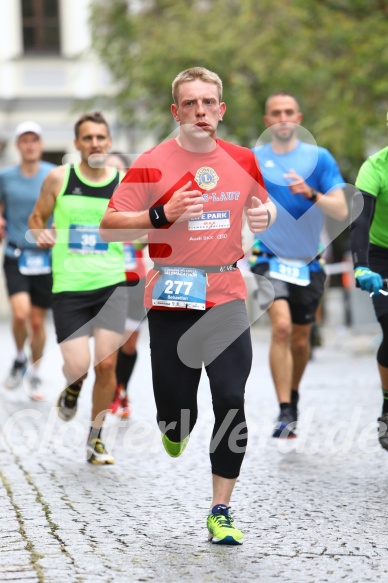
[172,67,223,105]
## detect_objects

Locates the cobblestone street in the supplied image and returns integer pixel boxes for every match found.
[1,316,388,582]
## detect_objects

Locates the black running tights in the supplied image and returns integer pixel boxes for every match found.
[147,301,252,479]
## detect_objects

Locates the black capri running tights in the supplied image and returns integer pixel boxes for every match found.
[147,300,252,479]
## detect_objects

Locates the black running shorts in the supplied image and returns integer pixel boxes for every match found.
[52,283,128,343]
[252,262,326,324]
[3,255,52,309]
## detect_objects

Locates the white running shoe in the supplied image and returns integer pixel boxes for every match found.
[27,376,45,401]
[4,359,27,390]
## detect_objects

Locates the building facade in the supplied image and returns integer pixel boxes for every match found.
[0,0,131,315]
[0,0,128,164]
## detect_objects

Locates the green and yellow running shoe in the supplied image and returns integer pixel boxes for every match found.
[57,386,80,421]
[207,504,243,545]
[86,438,115,465]
[162,434,189,457]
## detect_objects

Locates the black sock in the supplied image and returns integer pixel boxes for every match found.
[280,402,291,411]
[64,380,83,408]
[116,350,137,389]
[382,389,388,415]
[88,426,103,442]
[291,389,299,409]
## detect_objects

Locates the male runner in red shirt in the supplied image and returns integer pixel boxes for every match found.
[100,67,276,544]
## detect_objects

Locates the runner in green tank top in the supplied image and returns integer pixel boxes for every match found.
[29,112,127,465]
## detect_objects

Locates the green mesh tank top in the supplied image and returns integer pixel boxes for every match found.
[52,164,125,293]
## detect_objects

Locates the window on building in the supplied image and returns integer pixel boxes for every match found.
[22,0,61,54]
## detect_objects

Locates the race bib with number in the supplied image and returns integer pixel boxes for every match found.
[152,266,206,310]
[68,225,108,254]
[18,249,52,275]
[269,257,310,286]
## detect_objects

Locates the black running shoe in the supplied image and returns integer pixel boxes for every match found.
[272,409,297,439]
[377,414,388,451]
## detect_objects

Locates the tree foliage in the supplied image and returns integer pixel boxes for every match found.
[90,0,388,179]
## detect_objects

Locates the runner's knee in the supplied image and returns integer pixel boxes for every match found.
[95,357,116,376]
[13,310,28,328]
[272,319,292,343]
[29,317,45,337]
[292,334,310,354]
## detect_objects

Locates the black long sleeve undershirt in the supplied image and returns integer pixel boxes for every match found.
[350,190,376,268]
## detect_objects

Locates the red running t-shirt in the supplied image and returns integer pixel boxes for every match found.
[109,138,268,308]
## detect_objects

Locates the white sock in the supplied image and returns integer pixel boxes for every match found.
[30,364,40,378]
[16,350,26,363]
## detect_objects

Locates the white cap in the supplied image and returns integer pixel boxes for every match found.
[15,121,43,139]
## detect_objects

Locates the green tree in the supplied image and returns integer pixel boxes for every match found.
[90,0,388,179]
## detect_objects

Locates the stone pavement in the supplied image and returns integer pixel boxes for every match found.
[1,315,388,583]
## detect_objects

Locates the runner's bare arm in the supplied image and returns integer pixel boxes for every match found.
[28,166,66,247]
[312,187,348,221]
[100,180,204,241]
[100,206,153,242]
[284,170,348,221]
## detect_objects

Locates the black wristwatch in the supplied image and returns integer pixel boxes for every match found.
[310,188,319,202]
